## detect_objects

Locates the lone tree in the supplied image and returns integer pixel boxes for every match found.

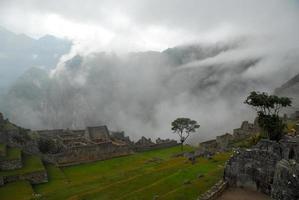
[171,118,200,151]
[244,91,292,141]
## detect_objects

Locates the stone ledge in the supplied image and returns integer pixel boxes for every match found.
[2,170,48,185]
[198,180,228,200]
[0,158,22,170]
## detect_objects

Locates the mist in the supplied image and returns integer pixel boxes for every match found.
[0,0,299,143]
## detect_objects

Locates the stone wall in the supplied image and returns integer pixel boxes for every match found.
[133,141,178,152]
[224,139,299,200]
[271,159,299,200]
[0,158,22,170]
[224,147,280,194]
[52,142,133,166]
[3,170,48,185]
[198,180,228,200]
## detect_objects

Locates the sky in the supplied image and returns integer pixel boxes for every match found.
[0,0,298,54]
[0,0,299,142]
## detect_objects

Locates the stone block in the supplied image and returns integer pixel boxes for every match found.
[271,159,299,200]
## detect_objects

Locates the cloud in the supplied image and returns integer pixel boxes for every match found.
[0,0,299,143]
[1,0,298,53]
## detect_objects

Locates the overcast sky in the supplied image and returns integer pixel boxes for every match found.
[1,0,299,53]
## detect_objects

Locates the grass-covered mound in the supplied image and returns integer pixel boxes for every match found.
[32,145,230,200]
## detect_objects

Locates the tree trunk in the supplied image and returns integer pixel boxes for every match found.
[181,142,184,151]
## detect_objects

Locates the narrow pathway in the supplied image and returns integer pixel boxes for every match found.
[217,188,271,200]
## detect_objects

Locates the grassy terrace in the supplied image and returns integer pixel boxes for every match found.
[0,147,21,161]
[0,154,45,177]
[0,181,35,200]
[0,143,6,156]
[0,146,231,200]
[35,146,230,200]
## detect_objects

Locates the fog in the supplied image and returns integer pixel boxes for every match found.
[0,0,299,143]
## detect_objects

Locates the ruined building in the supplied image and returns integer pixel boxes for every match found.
[0,113,178,166]
[224,137,299,200]
[197,119,259,155]
[35,126,133,166]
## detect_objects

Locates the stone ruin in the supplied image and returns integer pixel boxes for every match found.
[133,136,178,152]
[290,110,299,120]
[196,119,259,156]
[35,126,135,166]
[36,129,178,165]
[232,119,260,140]
[224,137,299,200]
[0,113,178,166]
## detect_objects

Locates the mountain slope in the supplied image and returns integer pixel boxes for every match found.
[0,26,72,93]
[275,72,299,108]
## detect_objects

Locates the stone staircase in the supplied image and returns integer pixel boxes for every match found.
[0,144,48,186]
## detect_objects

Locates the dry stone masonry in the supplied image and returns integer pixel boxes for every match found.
[224,137,299,200]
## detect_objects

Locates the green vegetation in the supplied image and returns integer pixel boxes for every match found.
[0,147,21,161]
[0,146,230,200]
[31,146,230,200]
[171,118,200,151]
[230,133,263,149]
[0,143,6,155]
[0,181,34,200]
[0,154,45,177]
[285,120,297,131]
[245,91,292,141]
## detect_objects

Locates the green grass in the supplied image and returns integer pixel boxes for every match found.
[0,154,45,177]
[0,143,6,156]
[0,147,21,161]
[31,146,230,200]
[0,180,34,200]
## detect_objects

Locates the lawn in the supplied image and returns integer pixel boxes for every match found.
[0,180,34,200]
[32,146,230,200]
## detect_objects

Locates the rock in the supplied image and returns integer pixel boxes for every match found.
[271,159,299,200]
[224,139,299,198]
[198,174,204,179]
[183,179,191,185]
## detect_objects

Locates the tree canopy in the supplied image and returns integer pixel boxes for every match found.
[244,91,292,141]
[171,118,200,150]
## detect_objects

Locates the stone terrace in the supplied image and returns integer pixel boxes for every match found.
[0,144,48,186]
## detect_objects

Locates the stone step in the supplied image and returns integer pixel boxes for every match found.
[0,153,48,186]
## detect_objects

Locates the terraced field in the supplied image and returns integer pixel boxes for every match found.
[0,146,231,200]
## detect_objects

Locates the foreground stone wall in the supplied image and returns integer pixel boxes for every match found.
[271,159,299,200]
[224,138,299,200]
[0,158,22,170]
[224,147,280,194]
[2,170,48,185]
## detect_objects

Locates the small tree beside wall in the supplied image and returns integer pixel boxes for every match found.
[171,118,200,151]
[244,91,292,141]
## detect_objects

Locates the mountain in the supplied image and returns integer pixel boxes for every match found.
[275,72,299,108]
[0,26,72,94]
[0,40,264,138]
